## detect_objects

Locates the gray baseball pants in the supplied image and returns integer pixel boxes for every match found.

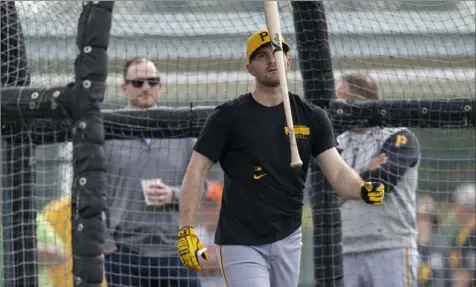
[343,247,419,287]
[217,227,302,287]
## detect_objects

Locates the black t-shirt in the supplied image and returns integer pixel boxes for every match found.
[194,93,336,245]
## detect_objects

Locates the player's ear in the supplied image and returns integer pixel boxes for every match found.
[286,55,291,69]
[121,83,128,96]
[246,63,255,77]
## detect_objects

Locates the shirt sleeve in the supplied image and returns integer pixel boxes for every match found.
[36,213,62,246]
[193,104,231,163]
[312,106,337,157]
[360,129,420,193]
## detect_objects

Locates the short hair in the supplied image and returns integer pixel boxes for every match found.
[453,183,476,209]
[340,72,381,100]
[122,56,153,81]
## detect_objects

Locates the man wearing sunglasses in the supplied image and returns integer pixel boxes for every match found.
[104,57,201,287]
[122,57,162,109]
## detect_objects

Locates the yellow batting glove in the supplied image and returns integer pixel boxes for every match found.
[360,182,385,205]
[177,226,209,272]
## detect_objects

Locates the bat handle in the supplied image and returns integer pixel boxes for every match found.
[289,132,303,168]
[197,248,207,257]
[263,0,303,169]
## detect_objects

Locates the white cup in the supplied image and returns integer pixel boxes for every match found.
[141,178,162,206]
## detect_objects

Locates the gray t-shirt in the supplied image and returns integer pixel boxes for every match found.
[338,127,420,254]
[105,138,195,257]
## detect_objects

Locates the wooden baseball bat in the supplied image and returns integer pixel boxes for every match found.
[263,1,303,168]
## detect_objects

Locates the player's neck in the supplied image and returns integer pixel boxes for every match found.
[127,102,157,110]
[252,87,283,107]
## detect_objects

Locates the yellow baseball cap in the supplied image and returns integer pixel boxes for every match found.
[246,29,290,64]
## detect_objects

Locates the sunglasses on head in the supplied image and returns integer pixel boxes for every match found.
[126,77,161,88]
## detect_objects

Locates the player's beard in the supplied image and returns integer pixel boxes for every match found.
[131,93,156,109]
[257,72,280,88]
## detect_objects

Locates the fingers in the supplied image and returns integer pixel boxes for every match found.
[368,183,385,205]
[361,182,385,205]
[146,188,166,196]
[147,193,166,202]
[367,191,384,203]
[179,248,203,271]
[146,185,169,198]
[148,182,166,189]
[147,188,172,205]
[177,231,208,272]
[363,182,373,191]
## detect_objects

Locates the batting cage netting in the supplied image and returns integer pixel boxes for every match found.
[0,1,475,287]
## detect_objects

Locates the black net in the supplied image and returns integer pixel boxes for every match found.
[1,1,475,287]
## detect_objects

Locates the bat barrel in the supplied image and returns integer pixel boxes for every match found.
[264,1,303,168]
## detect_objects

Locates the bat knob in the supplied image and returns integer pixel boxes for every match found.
[197,248,207,256]
[291,160,303,168]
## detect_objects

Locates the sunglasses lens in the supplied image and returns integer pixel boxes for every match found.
[130,80,144,88]
[129,78,160,88]
[148,79,159,86]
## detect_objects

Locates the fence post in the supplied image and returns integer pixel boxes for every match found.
[71,2,114,286]
[292,2,343,286]
[1,1,37,286]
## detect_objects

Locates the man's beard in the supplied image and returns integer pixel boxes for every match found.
[257,74,280,88]
[132,95,155,109]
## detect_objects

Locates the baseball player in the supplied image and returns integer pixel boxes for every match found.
[447,183,475,287]
[335,72,421,287]
[416,194,446,287]
[40,195,109,287]
[176,29,386,287]
[36,211,67,287]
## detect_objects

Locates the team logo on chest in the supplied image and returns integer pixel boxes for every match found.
[284,125,310,139]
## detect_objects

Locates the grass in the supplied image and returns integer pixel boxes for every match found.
[28,54,475,74]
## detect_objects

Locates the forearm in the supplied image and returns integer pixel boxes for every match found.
[171,182,206,204]
[360,166,399,193]
[330,163,364,200]
[199,244,221,276]
[179,168,207,228]
[200,262,222,276]
[37,242,67,265]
